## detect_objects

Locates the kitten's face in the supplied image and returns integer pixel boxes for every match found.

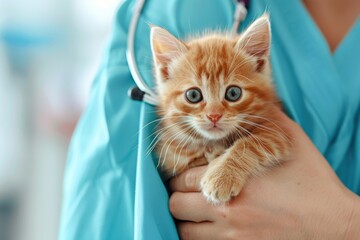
[151,15,276,141]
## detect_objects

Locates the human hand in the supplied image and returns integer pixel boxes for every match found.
[169,110,360,240]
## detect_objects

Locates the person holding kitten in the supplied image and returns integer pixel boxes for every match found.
[59,0,360,239]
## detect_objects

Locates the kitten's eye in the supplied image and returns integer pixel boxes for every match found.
[225,86,242,102]
[185,88,203,103]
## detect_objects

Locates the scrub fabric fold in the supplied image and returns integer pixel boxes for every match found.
[59,0,360,239]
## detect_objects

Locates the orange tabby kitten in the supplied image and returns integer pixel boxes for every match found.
[150,15,290,204]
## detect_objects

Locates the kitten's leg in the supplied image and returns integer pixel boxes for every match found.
[204,143,225,162]
[188,156,208,168]
[201,127,290,204]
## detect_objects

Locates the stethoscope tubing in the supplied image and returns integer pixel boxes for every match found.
[126,0,159,105]
[127,0,248,106]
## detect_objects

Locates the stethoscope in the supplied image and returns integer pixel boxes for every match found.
[127,0,249,106]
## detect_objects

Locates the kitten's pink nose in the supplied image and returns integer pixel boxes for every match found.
[207,114,222,124]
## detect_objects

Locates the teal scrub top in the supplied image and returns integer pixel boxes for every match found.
[58,0,360,239]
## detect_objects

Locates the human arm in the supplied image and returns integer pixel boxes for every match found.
[169,110,360,240]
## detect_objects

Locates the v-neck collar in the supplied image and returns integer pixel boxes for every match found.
[333,19,360,89]
[283,0,360,103]
[333,16,360,58]
[294,0,360,105]
[261,0,360,153]
[297,1,360,58]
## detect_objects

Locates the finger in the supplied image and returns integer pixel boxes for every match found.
[177,221,220,240]
[169,192,217,222]
[169,166,206,192]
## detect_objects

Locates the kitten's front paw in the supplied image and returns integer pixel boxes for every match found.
[200,163,246,204]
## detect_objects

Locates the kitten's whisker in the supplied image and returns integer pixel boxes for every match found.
[234,125,274,164]
[173,128,192,163]
[154,119,192,138]
[173,128,196,176]
[241,120,290,146]
[158,127,185,168]
[236,131,272,165]
[238,113,291,144]
[146,120,194,157]
[139,118,163,131]
[245,130,276,163]
[146,122,185,157]
[139,115,191,138]
[161,127,192,169]
[159,123,193,168]
[231,129,264,168]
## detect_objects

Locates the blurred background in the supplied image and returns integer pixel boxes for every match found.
[0,0,120,239]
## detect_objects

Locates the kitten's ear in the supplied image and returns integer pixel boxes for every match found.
[150,26,187,66]
[235,14,271,71]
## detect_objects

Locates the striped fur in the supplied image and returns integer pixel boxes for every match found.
[151,15,291,203]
